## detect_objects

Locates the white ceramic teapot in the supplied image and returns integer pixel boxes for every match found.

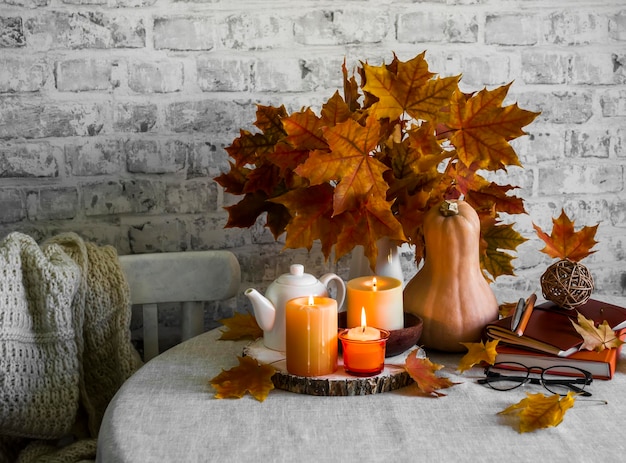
[245,264,346,351]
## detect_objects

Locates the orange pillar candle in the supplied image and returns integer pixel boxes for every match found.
[347,276,403,330]
[285,295,338,377]
[339,308,390,376]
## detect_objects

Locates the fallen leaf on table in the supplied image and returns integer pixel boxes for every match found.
[498,392,576,433]
[532,209,598,262]
[210,356,275,402]
[571,312,625,352]
[405,350,458,397]
[458,339,499,372]
[218,312,263,340]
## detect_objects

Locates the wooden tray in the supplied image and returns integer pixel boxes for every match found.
[243,339,423,396]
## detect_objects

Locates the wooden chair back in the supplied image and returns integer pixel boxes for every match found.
[119,250,240,361]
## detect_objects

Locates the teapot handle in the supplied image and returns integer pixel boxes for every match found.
[318,273,346,312]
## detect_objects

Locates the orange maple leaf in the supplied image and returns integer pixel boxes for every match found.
[210,356,275,402]
[295,115,389,216]
[458,339,499,372]
[218,312,263,341]
[498,392,576,433]
[321,90,354,126]
[282,107,328,151]
[447,85,539,171]
[533,209,599,262]
[363,52,459,122]
[405,350,458,397]
[333,195,407,269]
[571,312,625,352]
[271,184,336,253]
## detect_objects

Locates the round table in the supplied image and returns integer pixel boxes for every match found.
[97,324,626,462]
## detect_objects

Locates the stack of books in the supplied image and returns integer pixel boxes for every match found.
[484,298,626,379]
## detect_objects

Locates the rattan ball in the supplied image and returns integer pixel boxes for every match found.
[540,259,594,309]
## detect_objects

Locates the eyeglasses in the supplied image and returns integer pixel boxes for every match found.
[478,362,593,397]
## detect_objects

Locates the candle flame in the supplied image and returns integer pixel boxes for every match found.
[360,307,367,333]
[372,277,377,291]
[308,295,315,305]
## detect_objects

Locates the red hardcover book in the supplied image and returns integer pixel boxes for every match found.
[485,299,626,357]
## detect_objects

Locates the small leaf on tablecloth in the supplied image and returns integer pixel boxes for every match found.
[210,356,275,402]
[218,312,263,340]
[405,350,458,397]
[498,392,576,433]
[457,339,499,372]
[571,312,625,352]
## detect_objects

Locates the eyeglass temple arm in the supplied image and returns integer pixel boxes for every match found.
[477,375,527,385]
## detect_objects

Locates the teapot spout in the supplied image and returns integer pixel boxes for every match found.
[244,288,276,331]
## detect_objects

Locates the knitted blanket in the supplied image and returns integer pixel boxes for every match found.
[0,232,142,463]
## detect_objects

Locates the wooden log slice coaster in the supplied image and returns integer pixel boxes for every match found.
[243,338,422,396]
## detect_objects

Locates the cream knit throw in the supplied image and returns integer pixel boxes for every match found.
[0,232,141,463]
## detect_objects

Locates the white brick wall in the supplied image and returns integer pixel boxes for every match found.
[1,1,625,333]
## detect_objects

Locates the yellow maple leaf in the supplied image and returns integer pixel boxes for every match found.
[499,301,518,318]
[498,392,576,433]
[218,312,263,341]
[210,356,275,402]
[571,312,625,352]
[405,350,458,397]
[458,339,499,372]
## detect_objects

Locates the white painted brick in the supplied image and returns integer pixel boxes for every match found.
[128,60,184,93]
[570,52,615,85]
[0,189,25,223]
[0,57,47,92]
[126,139,186,174]
[1,142,59,177]
[485,13,541,46]
[398,11,478,44]
[565,129,612,158]
[545,11,609,45]
[24,11,145,49]
[196,56,253,92]
[56,59,116,92]
[65,139,124,176]
[521,51,570,85]
[26,187,78,221]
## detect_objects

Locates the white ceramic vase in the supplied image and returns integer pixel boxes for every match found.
[348,237,404,286]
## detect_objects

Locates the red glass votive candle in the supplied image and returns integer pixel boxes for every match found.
[338,327,390,377]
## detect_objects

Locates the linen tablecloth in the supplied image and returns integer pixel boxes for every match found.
[97,304,626,463]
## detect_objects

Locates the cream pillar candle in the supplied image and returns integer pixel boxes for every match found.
[285,296,338,377]
[346,276,403,330]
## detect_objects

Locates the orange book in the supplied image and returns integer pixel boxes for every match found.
[494,336,624,380]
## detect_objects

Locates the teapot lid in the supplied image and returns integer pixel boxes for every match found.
[275,264,318,286]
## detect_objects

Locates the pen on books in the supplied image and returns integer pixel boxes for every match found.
[512,293,537,337]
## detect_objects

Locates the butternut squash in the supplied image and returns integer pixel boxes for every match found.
[403,199,499,352]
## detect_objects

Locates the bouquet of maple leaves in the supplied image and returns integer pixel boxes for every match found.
[216,52,539,279]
